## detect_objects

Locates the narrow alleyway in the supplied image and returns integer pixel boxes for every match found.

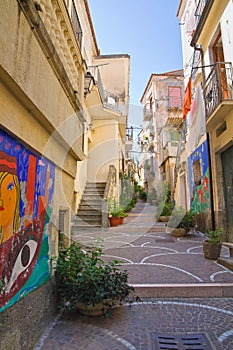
[35,201,233,350]
[72,201,233,295]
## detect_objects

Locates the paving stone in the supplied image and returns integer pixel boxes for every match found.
[34,202,233,350]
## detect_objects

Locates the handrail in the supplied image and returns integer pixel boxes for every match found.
[102,165,117,227]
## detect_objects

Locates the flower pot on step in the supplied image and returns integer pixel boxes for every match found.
[119,216,124,224]
[109,216,120,226]
[202,240,222,260]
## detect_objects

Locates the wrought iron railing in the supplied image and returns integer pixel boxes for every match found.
[194,0,207,27]
[71,0,82,49]
[88,66,123,113]
[202,62,233,119]
[102,165,117,227]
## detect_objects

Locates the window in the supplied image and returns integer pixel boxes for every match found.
[168,86,182,108]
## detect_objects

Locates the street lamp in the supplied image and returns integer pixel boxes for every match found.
[84,71,95,97]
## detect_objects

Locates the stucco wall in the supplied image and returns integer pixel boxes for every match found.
[87,120,119,183]
[0,0,83,346]
[0,0,83,161]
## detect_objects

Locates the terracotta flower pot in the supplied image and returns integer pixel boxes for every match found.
[109,216,120,226]
[119,216,124,224]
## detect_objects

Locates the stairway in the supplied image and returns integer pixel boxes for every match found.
[72,182,106,231]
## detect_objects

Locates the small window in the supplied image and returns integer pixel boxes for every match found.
[168,86,182,108]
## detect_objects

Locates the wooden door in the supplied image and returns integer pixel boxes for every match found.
[212,33,228,99]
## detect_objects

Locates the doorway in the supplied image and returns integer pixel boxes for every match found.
[221,145,233,241]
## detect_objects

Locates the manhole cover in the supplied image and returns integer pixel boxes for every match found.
[152,333,213,350]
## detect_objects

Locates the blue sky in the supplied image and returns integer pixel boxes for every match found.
[88,0,183,126]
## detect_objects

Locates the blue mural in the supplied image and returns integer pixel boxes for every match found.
[188,140,211,213]
[0,128,55,311]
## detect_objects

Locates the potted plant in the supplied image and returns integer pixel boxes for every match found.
[118,206,128,224]
[108,199,121,226]
[158,202,174,222]
[202,228,223,260]
[168,208,195,237]
[156,183,174,222]
[54,243,135,316]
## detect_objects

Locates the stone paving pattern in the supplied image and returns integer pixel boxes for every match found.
[34,202,233,350]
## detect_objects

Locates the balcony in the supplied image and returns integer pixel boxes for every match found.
[203,62,233,129]
[71,0,83,49]
[85,66,126,127]
[194,0,207,27]
[191,0,213,47]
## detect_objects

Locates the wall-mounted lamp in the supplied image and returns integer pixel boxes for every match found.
[84,71,95,97]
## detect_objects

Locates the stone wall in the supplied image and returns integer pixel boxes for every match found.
[0,280,57,350]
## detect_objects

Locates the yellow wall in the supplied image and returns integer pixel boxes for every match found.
[87,120,119,183]
[0,0,85,238]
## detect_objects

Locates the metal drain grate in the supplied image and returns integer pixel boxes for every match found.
[153,333,213,350]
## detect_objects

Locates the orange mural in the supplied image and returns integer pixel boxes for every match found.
[0,151,20,243]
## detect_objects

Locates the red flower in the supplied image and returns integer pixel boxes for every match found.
[202,176,208,191]
[198,188,203,202]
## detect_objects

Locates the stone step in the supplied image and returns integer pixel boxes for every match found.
[84,189,105,195]
[71,224,102,232]
[80,204,102,210]
[78,205,102,212]
[82,194,103,201]
[77,209,102,216]
[72,221,102,229]
[132,283,233,298]
[85,182,106,189]
[73,217,102,225]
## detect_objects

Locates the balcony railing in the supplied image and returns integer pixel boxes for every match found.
[71,0,82,49]
[194,0,207,27]
[88,66,123,114]
[203,62,233,119]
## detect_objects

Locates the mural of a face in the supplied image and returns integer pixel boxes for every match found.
[0,132,55,312]
[0,152,20,243]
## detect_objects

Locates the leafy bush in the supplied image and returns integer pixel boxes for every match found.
[168,208,196,231]
[54,243,134,316]
[204,228,223,244]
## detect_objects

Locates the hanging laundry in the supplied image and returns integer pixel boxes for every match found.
[183,77,192,119]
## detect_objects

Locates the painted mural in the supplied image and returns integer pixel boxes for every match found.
[188,140,211,213]
[0,129,55,311]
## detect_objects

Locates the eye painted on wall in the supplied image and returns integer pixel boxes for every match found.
[7,182,15,191]
[4,235,39,293]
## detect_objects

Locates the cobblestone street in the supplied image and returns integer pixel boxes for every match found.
[35,202,233,350]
